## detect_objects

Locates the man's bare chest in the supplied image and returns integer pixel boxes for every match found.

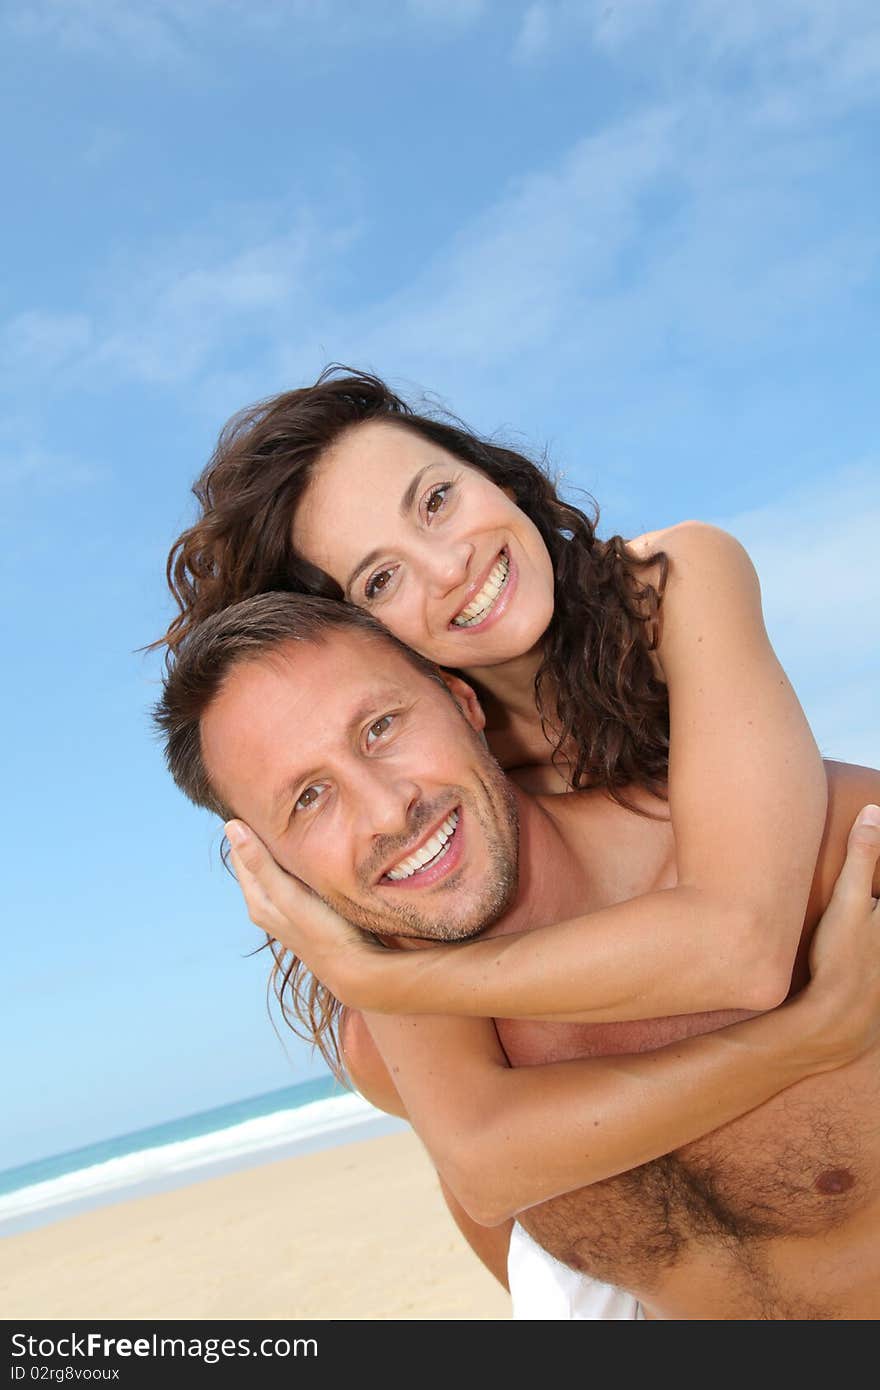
[502,1015,880,1311]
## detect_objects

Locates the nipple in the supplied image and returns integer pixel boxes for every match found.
[813,1168,856,1196]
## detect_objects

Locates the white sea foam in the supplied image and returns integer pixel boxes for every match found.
[0,1092,384,1224]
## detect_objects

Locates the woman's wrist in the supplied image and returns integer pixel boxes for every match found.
[328,937,415,1013]
[764,991,858,1076]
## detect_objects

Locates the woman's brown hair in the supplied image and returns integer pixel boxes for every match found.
[160,365,669,796]
[157,367,670,1075]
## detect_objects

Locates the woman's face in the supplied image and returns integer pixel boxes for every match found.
[292,420,556,671]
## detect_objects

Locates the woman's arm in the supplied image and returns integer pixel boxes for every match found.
[359,808,880,1226]
[391,523,826,1018]
[225,524,828,1020]
[635,521,827,1000]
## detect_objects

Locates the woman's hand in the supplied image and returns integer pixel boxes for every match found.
[359,807,880,1223]
[789,804,880,1068]
[225,819,394,1007]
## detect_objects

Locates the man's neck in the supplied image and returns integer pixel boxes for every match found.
[485,786,602,937]
[487,783,673,940]
[385,782,672,953]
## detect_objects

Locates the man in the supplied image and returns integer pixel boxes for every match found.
[155,592,880,1320]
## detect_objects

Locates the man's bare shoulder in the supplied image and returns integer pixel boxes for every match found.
[340,1008,408,1119]
[818,761,880,904]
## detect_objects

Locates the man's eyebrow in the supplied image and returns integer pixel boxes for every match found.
[267,694,407,824]
[344,464,434,598]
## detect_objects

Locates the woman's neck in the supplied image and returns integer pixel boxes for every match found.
[461,645,569,777]
[461,646,547,733]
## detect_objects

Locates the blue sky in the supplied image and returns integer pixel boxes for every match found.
[2,0,878,1171]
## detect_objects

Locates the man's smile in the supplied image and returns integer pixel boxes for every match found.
[378,807,463,888]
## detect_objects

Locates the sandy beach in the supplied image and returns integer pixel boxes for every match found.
[0,1129,511,1321]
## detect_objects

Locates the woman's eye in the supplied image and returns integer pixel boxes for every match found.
[294,784,324,812]
[366,714,394,745]
[424,483,451,518]
[364,567,395,601]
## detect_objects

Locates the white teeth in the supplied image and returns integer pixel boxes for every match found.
[385,811,460,882]
[452,551,509,627]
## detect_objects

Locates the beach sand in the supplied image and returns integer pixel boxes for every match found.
[0,1129,511,1321]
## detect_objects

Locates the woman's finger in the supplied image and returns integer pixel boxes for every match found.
[226,845,270,927]
[226,819,275,887]
[830,805,880,906]
[225,819,307,913]
[224,818,367,984]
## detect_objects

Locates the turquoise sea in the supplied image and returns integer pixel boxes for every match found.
[0,1077,403,1236]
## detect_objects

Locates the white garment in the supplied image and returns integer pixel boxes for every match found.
[508,1221,645,1320]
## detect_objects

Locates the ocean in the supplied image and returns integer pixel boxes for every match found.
[0,1076,406,1237]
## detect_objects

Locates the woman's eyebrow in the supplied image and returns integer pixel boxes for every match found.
[399,463,433,516]
[346,548,384,599]
[344,465,434,596]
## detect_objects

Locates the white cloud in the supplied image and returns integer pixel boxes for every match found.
[73,206,359,390]
[4,0,486,69]
[264,80,874,422]
[717,462,880,656]
[513,2,551,62]
[0,445,101,494]
[6,5,875,452]
[806,674,879,770]
[20,73,857,433]
[503,1,880,128]
[0,311,93,373]
[8,61,873,445]
[715,463,880,769]
[95,239,303,385]
[406,0,484,23]
[81,127,125,167]
[580,0,880,119]
[6,0,190,67]
[303,107,679,387]
[0,107,678,411]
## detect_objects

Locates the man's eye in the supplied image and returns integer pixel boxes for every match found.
[424,482,452,517]
[294,784,324,812]
[367,714,394,744]
[364,567,395,601]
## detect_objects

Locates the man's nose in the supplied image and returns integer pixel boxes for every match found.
[425,539,473,598]
[352,766,422,839]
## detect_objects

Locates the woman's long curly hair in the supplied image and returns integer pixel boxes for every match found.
[157,366,669,1079]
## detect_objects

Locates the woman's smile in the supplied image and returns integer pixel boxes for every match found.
[450,547,510,627]
[292,419,555,673]
[448,545,519,635]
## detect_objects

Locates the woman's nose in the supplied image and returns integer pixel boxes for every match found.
[425,540,473,598]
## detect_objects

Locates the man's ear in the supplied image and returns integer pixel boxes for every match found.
[437,671,486,733]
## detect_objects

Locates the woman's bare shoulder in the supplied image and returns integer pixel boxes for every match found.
[624,519,717,561]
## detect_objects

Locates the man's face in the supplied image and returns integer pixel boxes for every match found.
[200,630,519,942]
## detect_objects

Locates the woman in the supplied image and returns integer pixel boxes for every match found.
[159,366,827,1038]
[157,371,874,1315]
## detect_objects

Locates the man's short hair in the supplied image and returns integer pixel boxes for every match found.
[153,591,449,821]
